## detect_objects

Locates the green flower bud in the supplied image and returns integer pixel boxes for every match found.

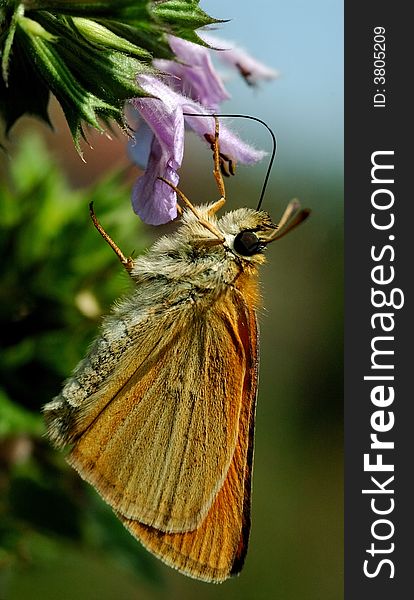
[71,17,151,59]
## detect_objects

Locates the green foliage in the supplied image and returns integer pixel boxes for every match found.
[0,0,218,153]
[0,132,157,588]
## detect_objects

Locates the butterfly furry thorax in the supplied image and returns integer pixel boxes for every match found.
[129,204,276,306]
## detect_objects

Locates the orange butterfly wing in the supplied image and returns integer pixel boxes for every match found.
[117,294,259,583]
[66,292,256,542]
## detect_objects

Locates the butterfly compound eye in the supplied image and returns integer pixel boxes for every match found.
[233,231,264,256]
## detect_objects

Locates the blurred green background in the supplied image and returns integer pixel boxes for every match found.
[1,1,343,598]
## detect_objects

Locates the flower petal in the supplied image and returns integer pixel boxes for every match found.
[132,75,184,169]
[154,35,230,109]
[181,100,266,164]
[131,135,179,225]
[130,75,186,224]
[200,32,279,85]
[128,119,153,169]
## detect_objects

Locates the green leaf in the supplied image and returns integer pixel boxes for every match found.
[1,1,24,83]
[0,0,219,151]
[0,34,51,133]
[151,0,220,30]
[33,13,152,107]
[24,0,152,21]
[16,19,124,152]
[98,19,173,59]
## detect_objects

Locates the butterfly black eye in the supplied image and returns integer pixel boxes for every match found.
[233,231,264,256]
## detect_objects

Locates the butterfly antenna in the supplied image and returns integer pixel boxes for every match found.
[89,202,134,272]
[183,112,277,211]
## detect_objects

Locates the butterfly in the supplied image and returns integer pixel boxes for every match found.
[43,117,309,583]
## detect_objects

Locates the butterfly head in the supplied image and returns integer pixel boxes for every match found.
[178,200,310,265]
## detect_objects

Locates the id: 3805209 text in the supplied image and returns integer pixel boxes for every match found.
[373,26,386,108]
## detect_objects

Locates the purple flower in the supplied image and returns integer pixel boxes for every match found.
[153,36,230,110]
[200,33,279,86]
[129,35,275,225]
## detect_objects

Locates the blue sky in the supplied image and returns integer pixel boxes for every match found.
[201,0,344,177]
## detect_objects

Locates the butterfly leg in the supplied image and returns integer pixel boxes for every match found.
[89,202,134,272]
[212,116,226,201]
[206,117,236,216]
